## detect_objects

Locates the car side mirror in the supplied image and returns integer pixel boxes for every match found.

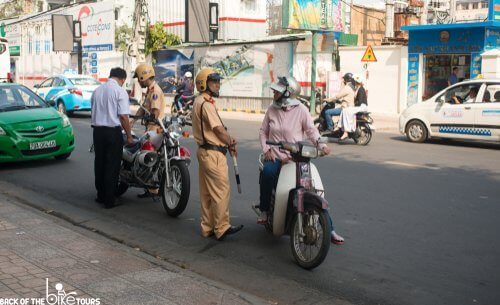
[34,84,40,89]
[129,97,139,106]
[438,96,445,104]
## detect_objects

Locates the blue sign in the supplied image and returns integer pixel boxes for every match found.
[91,67,98,74]
[488,0,500,21]
[485,28,500,49]
[83,44,113,52]
[90,60,98,67]
[407,54,420,106]
[408,28,485,54]
[470,53,482,79]
[91,53,97,60]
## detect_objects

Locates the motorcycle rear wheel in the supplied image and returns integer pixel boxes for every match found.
[161,161,190,217]
[290,205,331,270]
[354,124,372,146]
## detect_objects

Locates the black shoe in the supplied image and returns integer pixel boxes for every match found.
[95,197,105,205]
[217,225,244,241]
[137,191,158,199]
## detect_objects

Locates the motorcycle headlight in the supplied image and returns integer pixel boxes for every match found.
[301,145,318,158]
[0,126,6,136]
[167,123,182,139]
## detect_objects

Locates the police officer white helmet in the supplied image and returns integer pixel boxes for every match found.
[184,71,193,78]
[270,76,302,108]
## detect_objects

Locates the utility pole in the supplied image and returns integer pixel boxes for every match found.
[129,0,148,64]
[449,0,457,22]
[421,0,428,24]
[309,31,318,115]
[385,0,395,38]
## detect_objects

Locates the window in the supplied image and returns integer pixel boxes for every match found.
[0,86,46,110]
[52,78,66,87]
[442,84,482,104]
[39,78,54,88]
[473,2,478,9]
[482,1,488,8]
[483,84,500,103]
[0,43,6,55]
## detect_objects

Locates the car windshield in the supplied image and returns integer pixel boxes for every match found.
[0,85,48,112]
[68,77,101,86]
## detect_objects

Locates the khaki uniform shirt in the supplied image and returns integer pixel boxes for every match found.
[144,81,166,121]
[192,93,226,147]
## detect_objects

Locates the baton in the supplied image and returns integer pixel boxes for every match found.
[229,148,242,194]
[232,154,242,194]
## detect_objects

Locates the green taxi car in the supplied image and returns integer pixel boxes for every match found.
[0,83,75,163]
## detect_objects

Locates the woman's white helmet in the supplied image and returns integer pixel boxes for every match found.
[184,71,193,78]
[270,76,302,108]
[353,73,365,85]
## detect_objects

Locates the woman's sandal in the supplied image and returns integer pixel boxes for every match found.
[257,212,268,225]
[331,232,345,245]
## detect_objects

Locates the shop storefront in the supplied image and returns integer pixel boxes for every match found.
[402,21,500,106]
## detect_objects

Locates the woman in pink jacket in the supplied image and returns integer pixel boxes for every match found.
[258,76,344,245]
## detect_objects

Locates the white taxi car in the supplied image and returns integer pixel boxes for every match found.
[400,79,500,143]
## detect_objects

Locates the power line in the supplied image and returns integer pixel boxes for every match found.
[340,0,387,24]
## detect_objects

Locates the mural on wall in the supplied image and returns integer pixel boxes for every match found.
[153,49,195,93]
[408,53,420,106]
[194,43,291,98]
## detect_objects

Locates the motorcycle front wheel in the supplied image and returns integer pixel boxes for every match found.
[160,160,190,217]
[290,205,331,270]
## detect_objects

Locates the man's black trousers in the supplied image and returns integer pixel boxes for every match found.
[93,126,123,207]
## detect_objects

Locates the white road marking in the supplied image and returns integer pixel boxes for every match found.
[383,161,441,171]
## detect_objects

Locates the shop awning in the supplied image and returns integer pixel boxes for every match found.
[402,21,500,31]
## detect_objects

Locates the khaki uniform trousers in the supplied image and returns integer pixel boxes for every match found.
[197,148,231,239]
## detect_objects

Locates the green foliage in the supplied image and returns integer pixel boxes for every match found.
[115,24,133,52]
[146,21,181,55]
[0,1,23,19]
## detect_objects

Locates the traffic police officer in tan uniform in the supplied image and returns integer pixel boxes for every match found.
[192,68,243,241]
[132,63,166,198]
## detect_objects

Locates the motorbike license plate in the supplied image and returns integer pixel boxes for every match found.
[30,140,56,150]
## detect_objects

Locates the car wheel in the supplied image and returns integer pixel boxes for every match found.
[406,120,428,143]
[57,102,67,115]
[55,153,71,160]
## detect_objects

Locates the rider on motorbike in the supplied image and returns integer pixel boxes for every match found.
[259,76,344,245]
[322,73,355,132]
[174,72,194,111]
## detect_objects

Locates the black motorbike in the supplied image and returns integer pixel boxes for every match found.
[171,92,195,117]
[314,101,374,145]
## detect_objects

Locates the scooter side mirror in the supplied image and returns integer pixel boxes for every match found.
[129,97,140,105]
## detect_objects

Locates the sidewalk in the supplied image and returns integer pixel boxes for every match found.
[0,193,267,305]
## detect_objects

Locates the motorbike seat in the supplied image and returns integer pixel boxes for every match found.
[124,141,141,154]
[356,111,370,115]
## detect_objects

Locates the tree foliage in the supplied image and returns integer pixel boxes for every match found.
[115,24,133,52]
[0,1,23,19]
[146,21,181,55]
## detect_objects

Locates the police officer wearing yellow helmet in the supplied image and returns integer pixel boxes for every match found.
[192,68,243,241]
[132,63,166,198]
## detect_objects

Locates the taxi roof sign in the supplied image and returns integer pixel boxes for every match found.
[361,45,377,62]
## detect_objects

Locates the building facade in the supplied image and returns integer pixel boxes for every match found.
[350,5,386,46]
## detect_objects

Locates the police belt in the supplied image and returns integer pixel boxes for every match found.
[199,143,228,155]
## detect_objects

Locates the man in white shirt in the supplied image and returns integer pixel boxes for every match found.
[91,67,133,209]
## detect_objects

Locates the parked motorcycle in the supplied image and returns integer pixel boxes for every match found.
[252,141,331,269]
[117,100,191,217]
[314,101,374,145]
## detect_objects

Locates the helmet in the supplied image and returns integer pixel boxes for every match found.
[134,64,155,81]
[270,76,302,108]
[195,68,222,93]
[184,71,193,78]
[352,73,364,84]
[342,73,353,83]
